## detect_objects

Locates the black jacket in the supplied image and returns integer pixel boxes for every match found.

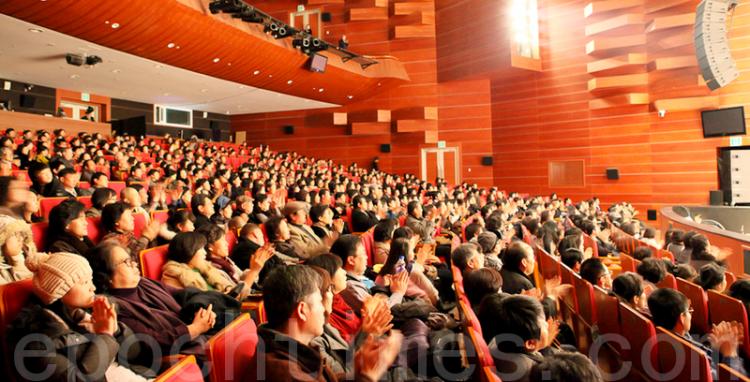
[351,209,378,233]
[500,267,535,295]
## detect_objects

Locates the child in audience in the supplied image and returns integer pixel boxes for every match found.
[696,262,727,293]
[612,272,647,312]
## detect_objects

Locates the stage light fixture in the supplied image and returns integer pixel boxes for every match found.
[208,0,244,14]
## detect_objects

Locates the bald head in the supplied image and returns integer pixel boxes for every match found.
[120,187,141,208]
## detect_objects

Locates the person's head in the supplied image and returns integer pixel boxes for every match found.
[330,234,366,275]
[239,223,265,246]
[648,288,691,335]
[729,280,750,313]
[265,216,290,242]
[101,202,134,233]
[465,222,483,241]
[670,263,698,282]
[464,268,503,307]
[168,232,208,268]
[452,243,484,273]
[407,200,422,219]
[48,199,88,242]
[612,272,646,310]
[373,219,397,243]
[529,352,603,382]
[477,293,508,342]
[262,265,325,342]
[57,168,79,189]
[88,241,141,293]
[557,234,583,254]
[27,252,95,308]
[309,204,333,225]
[632,246,653,261]
[561,248,584,273]
[580,258,611,289]
[476,231,500,255]
[191,193,214,218]
[120,187,142,209]
[637,257,667,284]
[167,209,196,233]
[91,187,117,211]
[490,295,548,353]
[690,234,710,255]
[0,176,29,209]
[196,224,229,259]
[696,263,726,292]
[305,253,346,294]
[379,237,412,276]
[29,162,53,185]
[283,201,309,225]
[91,172,108,188]
[502,241,535,276]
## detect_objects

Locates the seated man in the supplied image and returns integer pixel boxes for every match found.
[452,243,485,274]
[500,241,536,294]
[284,201,330,260]
[56,168,91,197]
[579,257,612,290]
[647,288,746,378]
[560,248,583,273]
[637,257,667,296]
[252,265,402,382]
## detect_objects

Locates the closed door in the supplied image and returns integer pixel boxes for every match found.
[290,9,321,36]
[421,147,460,185]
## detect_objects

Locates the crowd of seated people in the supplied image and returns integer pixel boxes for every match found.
[0,127,747,381]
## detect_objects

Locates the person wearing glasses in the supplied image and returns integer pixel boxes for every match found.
[648,288,746,378]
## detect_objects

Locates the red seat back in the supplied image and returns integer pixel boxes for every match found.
[619,303,658,374]
[360,230,374,266]
[725,271,737,288]
[77,196,92,209]
[39,197,68,220]
[677,278,710,335]
[155,355,203,382]
[559,262,576,289]
[718,363,750,382]
[133,212,147,238]
[78,181,90,190]
[708,290,750,357]
[86,217,104,244]
[466,327,493,369]
[459,299,481,335]
[398,215,406,227]
[655,327,712,381]
[593,286,621,346]
[620,253,638,273]
[226,229,237,254]
[206,314,258,382]
[582,233,599,257]
[572,273,597,325]
[536,247,560,280]
[656,273,678,290]
[140,245,169,280]
[656,249,675,262]
[31,221,48,252]
[109,181,126,196]
[0,279,34,382]
[152,210,169,224]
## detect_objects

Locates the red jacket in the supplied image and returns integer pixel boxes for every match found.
[328,294,361,343]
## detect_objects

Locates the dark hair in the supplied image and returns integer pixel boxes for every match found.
[191,193,211,216]
[696,263,725,291]
[671,263,698,282]
[501,241,531,272]
[477,293,507,343]
[101,202,130,233]
[580,258,606,286]
[91,187,116,210]
[330,234,362,265]
[464,268,503,307]
[729,279,750,313]
[167,232,208,264]
[632,246,653,261]
[91,172,107,184]
[612,272,644,304]
[87,241,125,294]
[406,201,421,217]
[648,288,689,330]
[452,243,480,273]
[167,209,195,232]
[579,220,596,236]
[492,295,544,352]
[557,235,581,254]
[309,204,330,223]
[465,222,483,240]
[58,167,76,178]
[637,258,667,284]
[47,199,86,249]
[561,248,584,270]
[262,265,321,329]
[373,219,397,243]
[305,253,343,278]
[196,223,225,245]
[264,216,286,242]
[529,352,603,382]
[379,238,411,276]
[392,226,415,241]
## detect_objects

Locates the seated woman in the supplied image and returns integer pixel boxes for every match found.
[376,237,439,305]
[611,272,647,312]
[696,263,727,293]
[46,199,94,255]
[306,253,362,343]
[636,257,667,296]
[87,242,215,356]
[157,209,195,244]
[464,268,504,312]
[9,252,153,381]
[101,202,160,260]
[372,219,397,265]
[86,187,117,218]
[161,231,273,297]
[264,215,302,263]
[690,233,729,271]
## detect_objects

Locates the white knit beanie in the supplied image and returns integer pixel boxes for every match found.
[26,252,93,305]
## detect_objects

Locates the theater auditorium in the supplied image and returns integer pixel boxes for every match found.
[0,0,749,381]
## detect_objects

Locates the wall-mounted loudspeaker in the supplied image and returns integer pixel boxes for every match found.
[606,168,619,180]
[380,144,391,153]
[321,12,332,22]
[283,125,294,135]
[481,156,493,166]
[709,190,724,206]
[647,209,657,221]
[695,0,740,90]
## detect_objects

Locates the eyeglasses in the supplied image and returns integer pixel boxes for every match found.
[116,258,138,268]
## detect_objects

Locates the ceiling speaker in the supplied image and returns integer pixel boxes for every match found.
[606,168,619,180]
[481,156,493,166]
[283,125,294,135]
[695,0,739,90]
[321,12,332,22]
[380,144,391,153]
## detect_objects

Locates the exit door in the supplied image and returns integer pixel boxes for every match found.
[421,147,460,186]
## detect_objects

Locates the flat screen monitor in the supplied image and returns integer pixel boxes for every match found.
[702,106,746,138]
[309,54,327,73]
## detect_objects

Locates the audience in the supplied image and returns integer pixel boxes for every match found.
[46,199,94,255]
[464,268,503,311]
[101,202,159,260]
[580,258,612,290]
[500,241,536,294]
[696,262,727,293]
[611,272,647,311]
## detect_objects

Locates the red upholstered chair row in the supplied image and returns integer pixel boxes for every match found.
[154,355,202,382]
[206,313,258,382]
[32,216,105,251]
[140,245,170,281]
[0,279,34,382]
[582,233,599,257]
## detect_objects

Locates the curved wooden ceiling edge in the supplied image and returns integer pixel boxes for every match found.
[0,0,409,105]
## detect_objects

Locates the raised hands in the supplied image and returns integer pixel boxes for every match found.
[249,243,275,272]
[188,303,216,339]
[91,296,118,336]
[361,296,393,337]
[354,331,404,382]
[709,321,743,358]
[387,270,409,295]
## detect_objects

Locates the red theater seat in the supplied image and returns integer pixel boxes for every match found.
[133,212,147,238]
[86,216,104,244]
[226,229,237,254]
[154,355,202,382]
[619,253,638,273]
[708,290,750,357]
[537,247,560,281]
[77,196,92,209]
[152,210,169,224]
[466,326,493,369]
[726,271,737,288]
[656,273,677,290]
[109,181,126,195]
[0,279,34,382]
[39,196,68,219]
[582,233,599,257]
[572,273,597,325]
[677,277,710,335]
[206,314,258,382]
[140,245,169,280]
[593,286,621,352]
[359,229,374,266]
[656,327,712,382]
[31,221,48,251]
[619,303,658,375]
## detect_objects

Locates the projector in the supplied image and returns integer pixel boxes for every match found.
[66,53,103,67]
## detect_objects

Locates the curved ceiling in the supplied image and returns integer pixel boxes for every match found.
[0,0,410,106]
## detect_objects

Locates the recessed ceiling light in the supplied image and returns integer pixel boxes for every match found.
[111,69,121,74]
[319,88,324,93]
[28,28,43,33]
[111,23,120,29]
[347,95,353,99]
[287,80,293,85]
[268,74,273,78]
[46,43,55,47]
[253,70,261,75]
[225,110,230,114]
[104,20,109,24]
[201,88,208,93]
[70,74,79,79]
[377,82,381,86]
[213,57,220,63]
[167,42,175,48]
[175,46,181,49]
[227,62,231,66]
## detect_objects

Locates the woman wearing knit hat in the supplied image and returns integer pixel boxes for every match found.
[8,252,154,381]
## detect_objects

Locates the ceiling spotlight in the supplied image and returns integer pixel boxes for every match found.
[167,42,175,48]
[318,88,324,93]
[213,57,220,63]
[253,70,261,75]
[235,6,264,23]
[23,84,34,92]
[111,23,120,29]
[347,95,353,99]
[85,55,103,65]
[209,0,245,14]
[69,74,79,79]
[264,20,294,39]
[66,53,102,67]
[201,88,208,93]
[287,80,293,85]
[111,69,121,73]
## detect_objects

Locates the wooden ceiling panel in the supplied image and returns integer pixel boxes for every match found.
[0,0,410,105]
